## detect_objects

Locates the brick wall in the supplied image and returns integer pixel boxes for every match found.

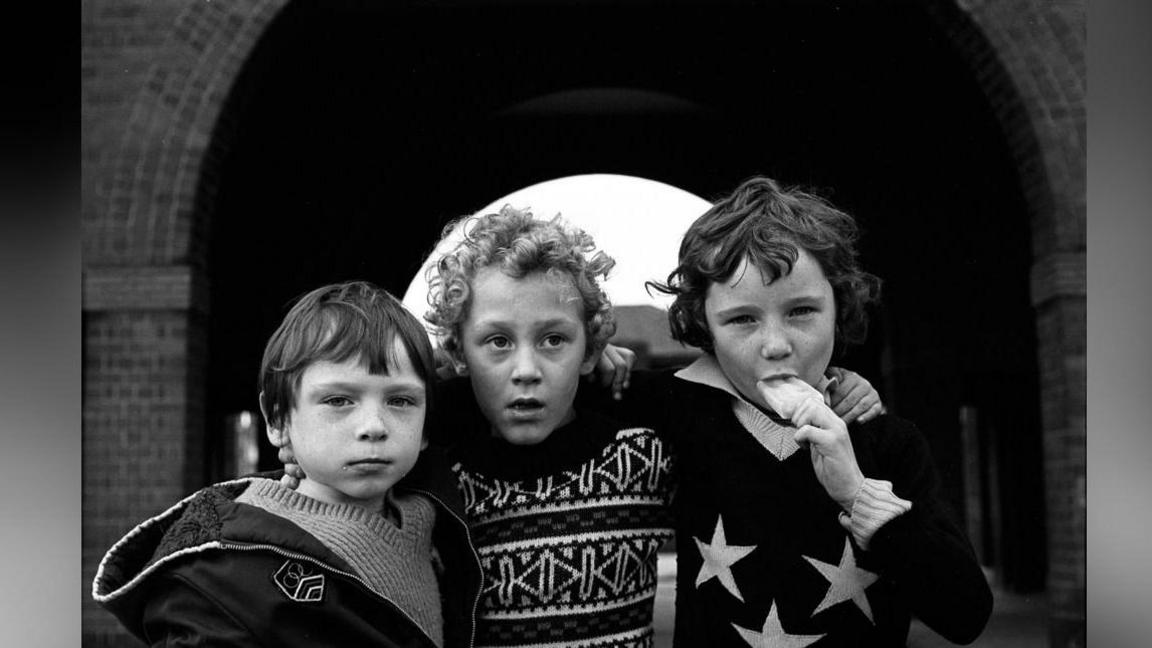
[923,1,1085,645]
[82,1,288,643]
[81,1,1085,645]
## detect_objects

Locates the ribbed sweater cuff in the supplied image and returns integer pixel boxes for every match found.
[840,478,912,550]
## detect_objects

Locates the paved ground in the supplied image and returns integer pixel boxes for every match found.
[651,554,1048,647]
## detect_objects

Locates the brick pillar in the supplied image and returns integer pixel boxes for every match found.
[925,1,1086,644]
[1031,253,1086,646]
[81,266,208,647]
[82,1,289,642]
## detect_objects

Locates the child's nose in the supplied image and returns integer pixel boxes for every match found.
[511,348,543,384]
[356,407,389,441]
[758,323,792,359]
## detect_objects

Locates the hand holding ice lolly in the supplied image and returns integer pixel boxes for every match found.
[757,376,825,422]
[758,376,864,512]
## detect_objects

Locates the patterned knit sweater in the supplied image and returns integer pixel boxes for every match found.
[446,408,676,648]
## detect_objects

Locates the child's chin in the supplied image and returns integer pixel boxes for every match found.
[495,425,554,446]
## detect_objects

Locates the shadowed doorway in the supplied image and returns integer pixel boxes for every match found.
[204,0,1044,593]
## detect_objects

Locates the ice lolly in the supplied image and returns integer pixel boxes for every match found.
[757,376,824,422]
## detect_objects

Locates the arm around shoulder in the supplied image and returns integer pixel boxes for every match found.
[858,416,993,644]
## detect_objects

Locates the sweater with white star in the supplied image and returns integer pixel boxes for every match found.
[599,357,992,647]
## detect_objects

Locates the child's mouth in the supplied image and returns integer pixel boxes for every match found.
[508,398,544,415]
[348,458,392,467]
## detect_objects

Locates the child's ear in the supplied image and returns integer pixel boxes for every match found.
[580,349,601,376]
[258,391,290,448]
[454,359,470,376]
[434,346,469,378]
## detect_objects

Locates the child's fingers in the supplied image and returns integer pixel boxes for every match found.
[277,445,296,465]
[595,349,619,387]
[791,396,838,430]
[595,345,634,399]
[857,401,885,424]
[839,393,877,425]
[793,423,837,449]
[613,349,634,400]
[792,407,853,456]
[830,380,868,417]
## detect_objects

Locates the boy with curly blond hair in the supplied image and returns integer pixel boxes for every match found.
[425,206,677,648]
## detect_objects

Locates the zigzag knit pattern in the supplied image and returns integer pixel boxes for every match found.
[454,427,675,648]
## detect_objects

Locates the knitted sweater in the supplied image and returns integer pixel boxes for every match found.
[236,478,444,646]
[444,405,676,648]
[601,358,993,647]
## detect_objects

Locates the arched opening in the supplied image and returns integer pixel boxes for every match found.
[203,0,1044,595]
[400,173,709,369]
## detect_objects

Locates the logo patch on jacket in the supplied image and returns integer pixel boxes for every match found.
[273,560,325,603]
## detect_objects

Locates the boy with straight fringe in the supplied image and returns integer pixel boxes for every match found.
[92,282,482,647]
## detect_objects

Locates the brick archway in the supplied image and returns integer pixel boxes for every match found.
[924,2,1085,644]
[81,1,1084,644]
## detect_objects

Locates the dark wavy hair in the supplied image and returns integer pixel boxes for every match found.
[258,281,436,430]
[648,176,881,356]
[424,205,617,364]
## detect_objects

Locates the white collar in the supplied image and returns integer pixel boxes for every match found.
[673,354,837,461]
[673,353,836,408]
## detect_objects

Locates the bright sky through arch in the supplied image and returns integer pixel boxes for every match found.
[401,174,710,326]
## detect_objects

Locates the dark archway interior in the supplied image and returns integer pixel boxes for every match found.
[205,0,1044,590]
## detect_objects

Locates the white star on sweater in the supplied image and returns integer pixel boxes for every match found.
[694,515,756,601]
[732,599,826,648]
[803,537,879,623]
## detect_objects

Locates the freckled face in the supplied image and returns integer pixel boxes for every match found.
[274,342,427,512]
[704,249,836,412]
[460,267,597,445]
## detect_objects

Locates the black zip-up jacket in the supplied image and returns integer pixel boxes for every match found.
[92,447,482,647]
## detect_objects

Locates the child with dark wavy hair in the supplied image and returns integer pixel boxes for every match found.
[632,176,992,646]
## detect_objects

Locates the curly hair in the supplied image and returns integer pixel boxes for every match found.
[259,281,436,430]
[647,176,881,356]
[425,205,617,364]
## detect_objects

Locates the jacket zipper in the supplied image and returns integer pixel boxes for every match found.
[411,488,483,648]
[220,541,439,647]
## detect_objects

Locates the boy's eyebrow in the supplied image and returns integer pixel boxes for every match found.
[469,316,581,330]
[711,292,828,316]
[304,379,426,393]
[711,305,759,318]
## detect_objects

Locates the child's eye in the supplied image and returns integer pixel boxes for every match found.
[387,396,420,408]
[541,334,567,348]
[726,315,755,325]
[486,336,511,350]
[790,306,818,317]
[322,396,353,407]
